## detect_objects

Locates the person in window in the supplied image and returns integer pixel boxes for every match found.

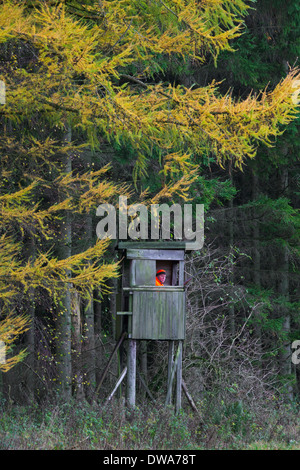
[156,269,166,286]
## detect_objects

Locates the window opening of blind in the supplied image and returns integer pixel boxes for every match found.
[156,260,180,286]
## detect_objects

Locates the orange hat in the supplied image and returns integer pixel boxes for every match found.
[156,269,166,275]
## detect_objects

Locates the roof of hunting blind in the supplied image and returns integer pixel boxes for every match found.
[117,241,188,260]
[117,241,189,250]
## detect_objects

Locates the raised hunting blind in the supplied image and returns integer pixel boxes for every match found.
[112,241,189,412]
[116,241,186,341]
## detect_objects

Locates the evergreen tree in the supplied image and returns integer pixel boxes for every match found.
[198,0,300,398]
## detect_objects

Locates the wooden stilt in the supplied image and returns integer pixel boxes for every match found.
[167,341,174,391]
[166,341,174,404]
[140,341,148,396]
[105,367,127,407]
[175,341,182,414]
[94,331,127,398]
[127,339,137,408]
[165,342,181,406]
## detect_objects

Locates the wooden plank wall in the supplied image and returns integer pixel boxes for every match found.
[134,259,156,286]
[132,290,185,340]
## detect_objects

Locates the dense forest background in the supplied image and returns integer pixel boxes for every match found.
[0,0,299,450]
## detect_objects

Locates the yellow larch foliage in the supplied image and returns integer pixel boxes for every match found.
[0,313,30,372]
[1,0,299,176]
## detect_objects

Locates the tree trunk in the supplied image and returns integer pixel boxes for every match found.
[94,289,103,390]
[278,168,293,400]
[84,289,96,401]
[228,173,235,337]
[71,291,85,401]
[252,170,262,365]
[23,237,36,401]
[82,152,96,401]
[56,124,72,400]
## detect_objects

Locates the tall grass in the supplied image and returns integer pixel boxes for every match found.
[1,396,300,450]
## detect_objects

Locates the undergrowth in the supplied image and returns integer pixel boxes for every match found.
[0,397,300,450]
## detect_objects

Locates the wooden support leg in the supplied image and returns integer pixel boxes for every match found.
[94,331,127,398]
[140,340,148,395]
[166,341,181,407]
[105,367,127,407]
[175,341,182,414]
[127,339,137,408]
[166,341,174,405]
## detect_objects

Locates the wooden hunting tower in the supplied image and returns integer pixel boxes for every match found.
[114,241,188,411]
[116,241,186,341]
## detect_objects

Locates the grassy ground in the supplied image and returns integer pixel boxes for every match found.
[1,397,300,450]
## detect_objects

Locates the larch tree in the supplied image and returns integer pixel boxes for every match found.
[0,0,299,401]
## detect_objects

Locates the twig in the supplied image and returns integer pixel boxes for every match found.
[107,19,133,54]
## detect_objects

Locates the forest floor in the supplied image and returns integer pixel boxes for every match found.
[1,398,300,450]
